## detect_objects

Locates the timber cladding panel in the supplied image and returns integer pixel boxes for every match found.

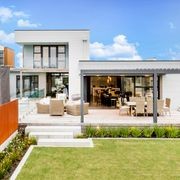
[4,47,14,67]
[0,99,18,145]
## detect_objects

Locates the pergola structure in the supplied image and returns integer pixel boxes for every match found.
[79,60,180,123]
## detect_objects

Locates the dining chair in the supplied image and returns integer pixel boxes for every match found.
[157,99,164,116]
[145,100,153,116]
[163,98,171,115]
[119,98,129,115]
[134,100,145,116]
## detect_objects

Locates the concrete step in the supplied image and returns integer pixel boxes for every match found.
[29,132,73,139]
[37,138,94,147]
[25,126,81,136]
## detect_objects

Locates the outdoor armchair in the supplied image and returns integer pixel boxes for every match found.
[49,99,64,116]
[36,103,49,114]
[66,102,89,116]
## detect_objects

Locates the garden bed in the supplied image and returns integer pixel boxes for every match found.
[0,127,36,179]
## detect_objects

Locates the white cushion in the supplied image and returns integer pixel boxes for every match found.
[39,97,50,105]
[56,93,66,100]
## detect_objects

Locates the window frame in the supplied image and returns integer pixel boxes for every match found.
[33,45,67,68]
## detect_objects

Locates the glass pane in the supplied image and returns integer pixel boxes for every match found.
[135,77,143,86]
[0,57,3,65]
[50,47,57,68]
[58,46,65,53]
[34,61,41,68]
[0,52,3,57]
[34,54,41,61]
[42,47,49,67]
[34,46,41,53]
[123,77,134,96]
[58,54,65,61]
[144,76,153,86]
[136,76,153,87]
[58,61,65,68]
[24,78,30,91]
[144,87,153,97]
[135,88,144,97]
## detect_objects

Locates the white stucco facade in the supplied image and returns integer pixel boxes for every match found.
[13,30,90,98]
[162,74,180,110]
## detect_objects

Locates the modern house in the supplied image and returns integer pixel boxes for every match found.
[10,30,89,98]
[10,30,180,122]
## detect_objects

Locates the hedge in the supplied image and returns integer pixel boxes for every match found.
[79,126,180,138]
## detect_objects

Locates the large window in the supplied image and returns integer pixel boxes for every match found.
[46,73,69,97]
[33,45,67,68]
[135,76,153,97]
[16,75,39,97]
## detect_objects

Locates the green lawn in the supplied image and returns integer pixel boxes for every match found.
[17,140,180,180]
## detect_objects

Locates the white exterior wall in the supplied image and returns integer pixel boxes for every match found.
[38,73,46,95]
[162,74,180,110]
[15,30,89,98]
[10,73,17,98]
[23,45,33,68]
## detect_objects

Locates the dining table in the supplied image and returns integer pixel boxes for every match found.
[125,101,147,116]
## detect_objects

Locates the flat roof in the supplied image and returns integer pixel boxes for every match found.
[15,29,90,31]
[80,60,180,62]
[79,60,180,74]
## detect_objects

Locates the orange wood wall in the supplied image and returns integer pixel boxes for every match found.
[0,99,18,145]
[4,47,15,67]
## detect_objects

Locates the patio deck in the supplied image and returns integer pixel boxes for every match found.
[19,100,180,127]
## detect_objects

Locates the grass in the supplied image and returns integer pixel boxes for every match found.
[17,140,180,180]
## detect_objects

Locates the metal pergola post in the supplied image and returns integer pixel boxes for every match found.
[20,70,23,99]
[80,71,84,123]
[153,72,158,123]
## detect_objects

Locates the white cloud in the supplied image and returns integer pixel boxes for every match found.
[0,7,13,22]
[169,22,175,29]
[17,19,40,27]
[13,11,28,18]
[0,30,14,43]
[16,52,23,67]
[0,6,28,22]
[168,48,180,60]
[90,34,142,60]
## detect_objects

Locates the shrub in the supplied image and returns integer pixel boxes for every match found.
[76,133,86,138]
[165,126,179,138]
[129,127,142,137]
[118,128,129,138]
[178,129,180,138]
[154,126,165,138]
[143,128,154,138]
[85,126,97,137]
[0,131,36,179]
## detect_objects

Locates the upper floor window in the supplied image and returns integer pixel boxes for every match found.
[33,45,67,69]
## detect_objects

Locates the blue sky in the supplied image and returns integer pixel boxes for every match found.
[0,0,180,66]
